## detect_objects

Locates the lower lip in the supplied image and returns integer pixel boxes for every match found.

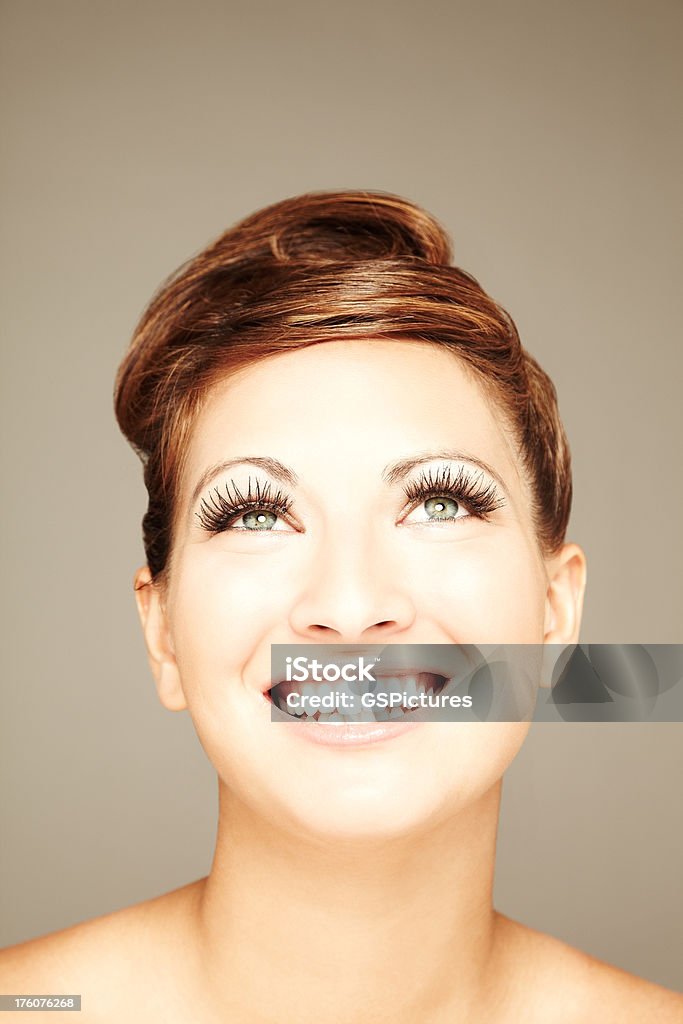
[280,718,422,747]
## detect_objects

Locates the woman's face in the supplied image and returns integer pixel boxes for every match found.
[147,340,561,840]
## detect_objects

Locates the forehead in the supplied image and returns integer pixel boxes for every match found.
[179,339,525,503]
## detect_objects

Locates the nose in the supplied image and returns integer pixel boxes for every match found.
[287,531,416,642]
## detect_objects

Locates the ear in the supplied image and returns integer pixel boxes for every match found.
[133,566,187,711]
[543,542,587,646]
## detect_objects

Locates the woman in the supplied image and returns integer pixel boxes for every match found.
[1,191,680,1022]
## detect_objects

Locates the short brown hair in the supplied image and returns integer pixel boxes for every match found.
[114,190,572,586]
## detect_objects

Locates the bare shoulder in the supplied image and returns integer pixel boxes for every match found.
[0,879,205,1021]
[496,914,683,1023]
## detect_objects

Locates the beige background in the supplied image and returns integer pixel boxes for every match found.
[1,0,682,991]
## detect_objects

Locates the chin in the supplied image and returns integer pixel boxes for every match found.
[252,753,483,845]
[214,721,530,844]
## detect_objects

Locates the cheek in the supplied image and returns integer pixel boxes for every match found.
[168,547,292,688]
[405,535,547,642]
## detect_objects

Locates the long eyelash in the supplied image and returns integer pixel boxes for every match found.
[402,464,506,519]
[195,477,293,534]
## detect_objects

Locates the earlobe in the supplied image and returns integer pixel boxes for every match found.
[543,543,587,646]
[133,567,187,712]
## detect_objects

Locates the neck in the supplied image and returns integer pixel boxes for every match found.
[192,781,506,1024]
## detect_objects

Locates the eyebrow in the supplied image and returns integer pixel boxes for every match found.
[190,457,300,509]
[190,448,507,511]
[381,449,508,491]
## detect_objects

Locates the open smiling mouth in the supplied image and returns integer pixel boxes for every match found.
[267,672,452,723]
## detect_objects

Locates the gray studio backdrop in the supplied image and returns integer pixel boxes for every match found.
[1,0,682,991]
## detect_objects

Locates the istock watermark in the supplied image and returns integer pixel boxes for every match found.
[268,644,683,723]
[285,655,377,683]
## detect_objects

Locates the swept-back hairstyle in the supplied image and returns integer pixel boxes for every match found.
[114,190,571,585]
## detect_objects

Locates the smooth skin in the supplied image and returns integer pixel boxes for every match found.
[1,341,681,1022]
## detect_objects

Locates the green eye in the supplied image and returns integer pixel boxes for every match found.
[242,510,279,530]
[424,496,460,520]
